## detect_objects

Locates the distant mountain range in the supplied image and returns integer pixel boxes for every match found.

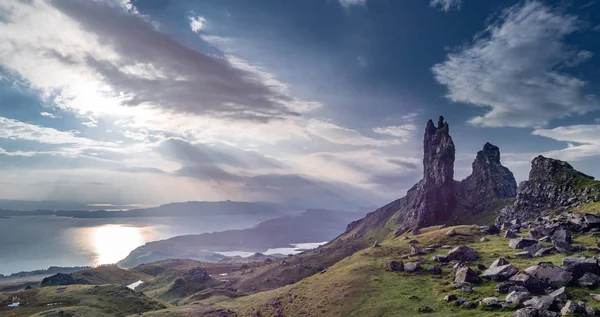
[0,200,285,219]
[118,208,366,268]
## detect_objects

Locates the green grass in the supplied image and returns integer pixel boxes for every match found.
[575,201,600,215]
[216,225,600,317]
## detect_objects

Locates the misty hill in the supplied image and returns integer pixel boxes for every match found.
[118,209,365,268]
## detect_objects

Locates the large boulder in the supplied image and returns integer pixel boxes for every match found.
[454,267,480,284]
[552,229,572,244]
[509,274,550,294]
[562,257,600,279]
[524,263,573,289]
[404,262,421,273]
[490,258,510,269]
[523,295,555,310]
[509,237,538,249]
[512,307,558,317]
[506,291,533,306]
[577,272,600,288]
[447,246,479,262]
[386,260,404,272]
[481,264,518,281]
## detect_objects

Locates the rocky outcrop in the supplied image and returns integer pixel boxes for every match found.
[457,142,517,213]
[41,273,89,286]
[497,156,600,224]
[395,116,456,228]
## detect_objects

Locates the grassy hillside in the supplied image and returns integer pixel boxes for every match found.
[0,284,166,317]
[72,265,152,285]
[215,225,600,317]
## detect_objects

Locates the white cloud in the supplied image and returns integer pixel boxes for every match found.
[0,116,113,147]
[40,112,57,118]
[430,0,462,11]
[189,15,206,33]
[531,124,600,161]
[82,116,98,128]
[338,0,368,7]
[306,120,399,147]
[432,1,598,128]
[373,112,418,142]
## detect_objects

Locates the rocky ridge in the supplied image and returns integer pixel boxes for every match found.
[497,156,600,225]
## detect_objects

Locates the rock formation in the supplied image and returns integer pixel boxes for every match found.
[388,116,517,231]
[496,156,600,224]
[457,142,517,213]
[395,116,456,228]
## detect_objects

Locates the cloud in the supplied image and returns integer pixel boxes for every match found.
[189,15,206,32]
[0,116,113,147]
[0,0,318,128]
[531,125,600,161]
[40,112,57,118]
[373,113,418,142]
[338,0,368,7]
[429,0,462,11]
[432,1,598,128]
[306,120,399,147]
[82,116,98,128]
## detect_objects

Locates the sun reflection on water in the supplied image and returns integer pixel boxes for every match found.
[92,225,142,265]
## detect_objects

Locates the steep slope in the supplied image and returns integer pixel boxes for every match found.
[497,155,600,224]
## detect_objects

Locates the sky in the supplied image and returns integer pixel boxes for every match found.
[0,0,599,210]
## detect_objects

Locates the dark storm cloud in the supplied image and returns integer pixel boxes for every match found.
[49,0,302,122]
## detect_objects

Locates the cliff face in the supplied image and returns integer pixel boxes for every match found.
[457,142,517,213]
[496,156,600,224]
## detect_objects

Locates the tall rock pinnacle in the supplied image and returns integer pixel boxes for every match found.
[396,116,456,228]
[458,142,517,213]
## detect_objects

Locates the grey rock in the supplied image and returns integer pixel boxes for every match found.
[445,229,456,237]
[562,257,600,279]
[552,229,572,244]
[490,257,510,269]
[524,262,573,289]
[523,295,555,310]
[447,245,479,262]
[534,247,554,257]
[524,243,544,254]
[505,230,518,238]
[506,291,533,306]
[432,255,449,263]
[481,264,518,281]
[386,260,404,272]
[560,300,578,315]
[509,237,538,249]
[509,274,550,294]
[512,308,558,317]
[496,282,513,293]
[410,245,425,255]
[444,294,458,302]
[404,262,421,273]
[426,266,442,274]
[462,300,476,308]
[577,272,600,288]
[454,267,480,284]
[480,297,500,308]
[548,286,569,302]
[539,236,552,243]
[515,251,533,258]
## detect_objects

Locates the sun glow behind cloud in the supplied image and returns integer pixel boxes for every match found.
[92,225,143,265]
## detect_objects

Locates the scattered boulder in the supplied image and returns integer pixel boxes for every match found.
[552,229,572,244]
[562,257,600,279]
[578,272,600,288]
[462,301,476,308]
[410,245,425,256]
[548,286,569,302]
[591,294,600,301]
[506,291,533,306]
[480,297,500,308]
[481,264,518,281]
[404,262,422,273]
[560,300,578,315]
[444,294,458,302]
[432,255,449,263]
[447,246,479,262]
[534,247,554,257]
[426,266,442,274]
[515,251,533,258]
[513,307,558,317]
[496,282,513,293]
[477,263,487,270]
[445,229,456,237]
[539,236,552,243]
[490,258,510,269]
[505,230,518,238]
[481,225,500,235]
[454,267,480,284]
[523,295,555,310]
[509,274,550,294]
[386,260,404,272]
[524,263,573,289]
[509,237,538,249]
[524,244,543,254]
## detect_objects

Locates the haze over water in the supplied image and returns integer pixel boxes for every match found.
[0,215,270,275]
